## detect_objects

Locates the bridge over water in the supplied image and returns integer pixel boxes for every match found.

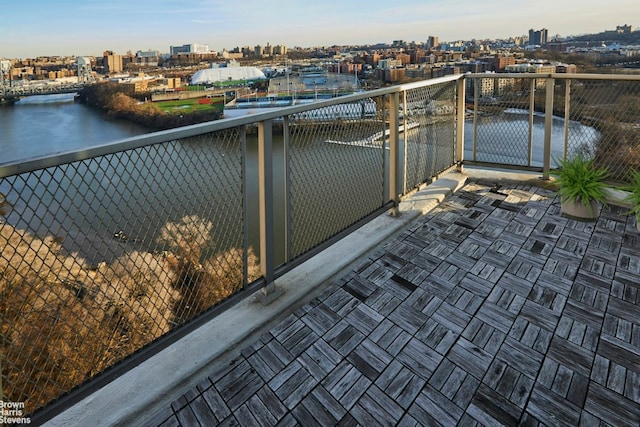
[1,56,94,103]
[0,81,91,103]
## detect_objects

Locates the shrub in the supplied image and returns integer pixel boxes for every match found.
[552,154,609,206]
[1,214,258,414]
[622,169,640,217]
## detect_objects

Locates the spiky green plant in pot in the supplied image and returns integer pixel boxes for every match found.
[552,155,609,220]
[622,169,640,230]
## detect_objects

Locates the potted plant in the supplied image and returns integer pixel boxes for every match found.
[552,154,609,220]
[622,169,640,231]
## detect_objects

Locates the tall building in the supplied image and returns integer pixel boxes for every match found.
[427,35,440,50]
[136,50,160,66]
[616,24,634,34]
[273,45,287,56]
[492,54,516,71]
[170,43,209,55]
[103,51,123,74]
[528,29,548,47]
[395,53,411,65]
[540,28,548,46]
[136,50,159,58]
[408,48,427,64]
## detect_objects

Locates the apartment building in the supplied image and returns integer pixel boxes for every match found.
[427,35,440,50]
[492,54,516,71]
[528,28,548,47]
[170,43,210,55]
[103,51,123,74]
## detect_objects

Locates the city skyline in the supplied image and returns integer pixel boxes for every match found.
[1,0,639,58]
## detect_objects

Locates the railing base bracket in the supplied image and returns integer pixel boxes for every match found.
[257,285,285,305]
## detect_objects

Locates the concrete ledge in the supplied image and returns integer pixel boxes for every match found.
[463,166,547,187]
[400,176,468,215]
[44,172,467,427]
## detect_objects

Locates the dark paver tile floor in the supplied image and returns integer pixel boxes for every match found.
[150,182,640,426]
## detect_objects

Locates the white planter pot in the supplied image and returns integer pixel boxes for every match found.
[561,199,599,221]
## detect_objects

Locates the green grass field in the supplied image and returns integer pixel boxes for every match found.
[155,97,225,115]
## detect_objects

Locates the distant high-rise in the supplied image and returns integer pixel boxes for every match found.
[616,24,633,34]
[170,43,209,55]
[528,28,548,46]
[427,35,440,50]
[540,28,548,45]
[102,50,123,73]
[136,50,159,58]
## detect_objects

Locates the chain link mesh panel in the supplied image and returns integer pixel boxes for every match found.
[403,81,457,190]
[466,76,539,166]
[466,75,640,179]
[0,128,252,414]
[286,98,386,259]
[558,77,640,183]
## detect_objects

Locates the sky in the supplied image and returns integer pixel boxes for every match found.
[1,0,638,58]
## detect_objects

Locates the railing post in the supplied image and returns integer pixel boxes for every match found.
[257,119,284,304]
[528,79,536,166]
[402,90,408,195]
[543,76,555,179]
[382,96,389,203]
[563,79,571,161]
[456,76,466,172]
[241,127,249,287]
[282,116,291,263]
[388,92,401,216]
[472,78,479,162]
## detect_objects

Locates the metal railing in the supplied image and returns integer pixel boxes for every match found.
[2,72,639,418]
[465,72,640,182]
[0,75,462,417]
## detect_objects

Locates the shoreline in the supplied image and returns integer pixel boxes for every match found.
[77,84,223,131]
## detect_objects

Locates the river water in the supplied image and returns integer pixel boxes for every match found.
[464,109,600,168]
[0,95,383,265]
[0,94,149,165]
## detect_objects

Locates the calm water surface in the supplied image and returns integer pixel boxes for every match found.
[464,109,600,167]
[0,94,149,165]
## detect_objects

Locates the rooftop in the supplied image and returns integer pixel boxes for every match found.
[143,177,640,426]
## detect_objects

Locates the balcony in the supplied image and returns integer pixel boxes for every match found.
[1,73,639,426]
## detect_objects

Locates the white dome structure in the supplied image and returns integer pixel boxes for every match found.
[191,67,266,84]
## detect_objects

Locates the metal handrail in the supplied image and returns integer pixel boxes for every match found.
[466,72,640,81]
[0,74,463,178]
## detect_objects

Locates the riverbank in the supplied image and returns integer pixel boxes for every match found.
[77,83,223,131]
